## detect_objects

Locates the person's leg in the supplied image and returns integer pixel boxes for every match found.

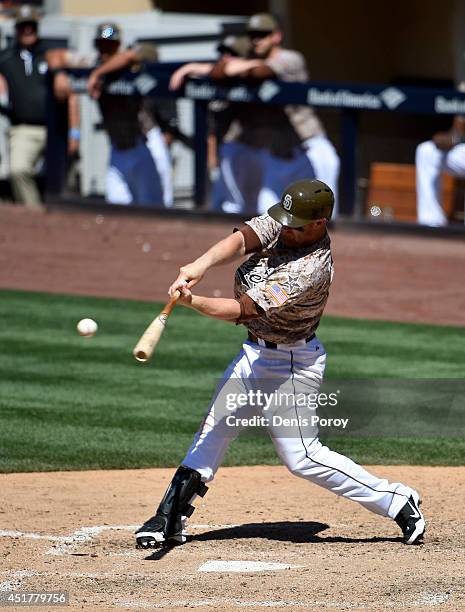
[257,151,297,214]
[212,142,244,213]
[9,124,46,208]
[415,140,447,226]
[258,139,340,216]
[214,142,263,213]
[263,340,424,542]
[146,127,173,207]
[128,140,164,207]
[135,345,255,547]
[303,136,340,217]
[105,147,133,205]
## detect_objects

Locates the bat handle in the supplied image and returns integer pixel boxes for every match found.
[161,289,181,317]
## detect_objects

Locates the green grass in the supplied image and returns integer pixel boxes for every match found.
[0,288,464,472]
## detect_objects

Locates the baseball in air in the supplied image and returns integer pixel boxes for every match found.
[77,318,98,337]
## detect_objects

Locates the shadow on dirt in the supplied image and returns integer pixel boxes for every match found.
[191,521,402,544]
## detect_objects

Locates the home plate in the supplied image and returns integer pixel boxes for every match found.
[198,561,303,573]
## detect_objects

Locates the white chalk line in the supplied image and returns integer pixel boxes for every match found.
[116,593,452,609]
[0,571,36,593]
[0,523,238,556]
[198,560,304,573]
[0,572,451,608]
[0,568,149,590]
[116,598,353,609]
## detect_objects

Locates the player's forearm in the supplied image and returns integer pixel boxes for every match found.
[186,62,214,77]
[68,92,79,129]
[193,231,246,272]
[169,232,245,295]
[223,58,264,77]
[187,295,241,321]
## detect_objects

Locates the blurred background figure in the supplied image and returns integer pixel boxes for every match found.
[0,5,47,208]
[168,33,251,213]
[86,27,176,207]
[50,23,173,207]
[207,13,340,216]
[415,88,465,226]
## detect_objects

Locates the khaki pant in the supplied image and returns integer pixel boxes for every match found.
[9,124,46,208]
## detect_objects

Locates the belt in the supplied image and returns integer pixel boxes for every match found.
[248,331,315,349]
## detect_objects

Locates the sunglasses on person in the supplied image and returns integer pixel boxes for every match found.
[247,30,273,40]
[16,21,38,31]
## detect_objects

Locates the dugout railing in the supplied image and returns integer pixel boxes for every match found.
[45,64,465,223]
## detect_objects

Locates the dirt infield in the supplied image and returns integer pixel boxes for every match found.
[0,205,465,325]
[1,206,465,610]
[0,466,464,611]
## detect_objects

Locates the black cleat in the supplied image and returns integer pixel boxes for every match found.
[135,466,208,549]
[135,513,187,549]
[395,490,425,545]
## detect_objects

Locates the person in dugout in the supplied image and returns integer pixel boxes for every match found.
[48,23,175,207]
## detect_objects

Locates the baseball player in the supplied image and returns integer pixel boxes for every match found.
[416,110,465,226]
[168,35,252,213]
[87,27,176,207]
[135,179,425,549]
[50,23,170,206]
[209,13,340,216]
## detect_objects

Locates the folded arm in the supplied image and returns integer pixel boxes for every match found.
[169,62,214,90]
[221,58,275,79]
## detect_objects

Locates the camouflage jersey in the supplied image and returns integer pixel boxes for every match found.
[234,214,333,344]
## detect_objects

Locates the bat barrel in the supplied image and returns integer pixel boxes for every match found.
[132,292,181,363]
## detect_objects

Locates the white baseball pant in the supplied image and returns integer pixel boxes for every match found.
[416,139,465,226]
[182,337,412,519]
[257,136,340,216]
[146,126,174,207]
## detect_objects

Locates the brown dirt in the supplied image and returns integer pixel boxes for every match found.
[0,205,464,326]
[1,206,464,610]
[1,466,465,611]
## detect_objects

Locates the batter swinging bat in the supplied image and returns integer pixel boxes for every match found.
[133,290,181,362]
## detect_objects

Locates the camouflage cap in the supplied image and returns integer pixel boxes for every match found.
[15,5,40,25]
[217,35,251,58]
[267,179,335,227]
[246,13,278,33]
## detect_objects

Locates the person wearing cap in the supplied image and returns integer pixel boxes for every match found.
[210,13,340,216]
[49,23,172,207]
[168,34,252,212]
[134,178,426,550]
[0,5,48,207]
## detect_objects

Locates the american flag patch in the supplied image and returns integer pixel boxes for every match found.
[266,283,289,306]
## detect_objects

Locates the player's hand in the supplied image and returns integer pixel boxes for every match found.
[176,285,193,306]
[87,71,103,99]
[168,264,205,297]
[432,131,456,151]
[68,137,80,157]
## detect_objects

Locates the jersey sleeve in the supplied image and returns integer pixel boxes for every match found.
[244,214,281,249]
[265,50,307,82]
[133,43,159,63]
[246,248,333,313]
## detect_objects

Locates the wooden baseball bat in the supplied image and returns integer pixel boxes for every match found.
[133,290,181,362]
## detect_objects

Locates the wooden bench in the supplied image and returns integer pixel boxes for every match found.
[366,162,464,222]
